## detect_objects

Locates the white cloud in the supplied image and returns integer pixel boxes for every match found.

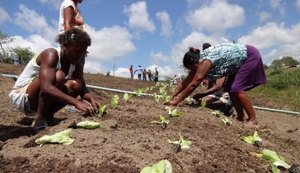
[0,7,10,24]
[38,0,62,10]
[186,0,245,32]
[259,11,271,22]
[150,51,169,63]
[123,1,155,32]
[238,22,300,64]
[14,4,57,40]
[156,11,172,37]
[86,25,136,62]
[297,0,300,10]
[4,34,53,55]
[269,0,285,16]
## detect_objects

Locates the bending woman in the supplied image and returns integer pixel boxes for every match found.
[165,43,266,128]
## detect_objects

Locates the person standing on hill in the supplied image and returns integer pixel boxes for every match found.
[134,65,143,80]
[148,69,152,81]
[142,69,147,81]
[9,29,99,132]
[129,65,134,79]
[154,68,159,83]
[165,43,266,128]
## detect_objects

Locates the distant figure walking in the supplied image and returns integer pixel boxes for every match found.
[129,65,133,79]
[154,68,159,83]
[134,65,143,80]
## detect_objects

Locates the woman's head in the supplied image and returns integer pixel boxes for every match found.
[56,28,91,47]
[183,47,200,69]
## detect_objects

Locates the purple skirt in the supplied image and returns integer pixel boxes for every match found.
[223,45,267,92]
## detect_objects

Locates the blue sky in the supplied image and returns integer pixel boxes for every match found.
[1,0,300,79]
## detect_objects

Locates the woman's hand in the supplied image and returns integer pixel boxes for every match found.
[164,97,179,106]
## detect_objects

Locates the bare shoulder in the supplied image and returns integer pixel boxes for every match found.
[36,48,59,65]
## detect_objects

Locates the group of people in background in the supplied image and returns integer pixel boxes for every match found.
[129,65,159,83]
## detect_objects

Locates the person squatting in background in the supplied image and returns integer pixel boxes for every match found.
[165,43,266,128]
[9,29,99,132]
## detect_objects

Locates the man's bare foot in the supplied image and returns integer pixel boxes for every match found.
[236,115,244,122]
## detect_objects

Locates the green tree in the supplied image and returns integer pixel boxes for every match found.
[0,31,13,62]
[271,56,299,68]
[12,47,34,65]
[281,56,299,67]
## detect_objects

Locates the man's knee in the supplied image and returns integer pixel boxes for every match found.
[66,79,83,95]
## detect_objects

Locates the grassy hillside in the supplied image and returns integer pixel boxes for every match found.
[249,67,300,112]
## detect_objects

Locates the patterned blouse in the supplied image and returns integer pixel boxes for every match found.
[200,43,247,81]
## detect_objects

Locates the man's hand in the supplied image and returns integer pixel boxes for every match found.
[75,100,97,116]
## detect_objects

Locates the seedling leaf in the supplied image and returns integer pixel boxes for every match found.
[201,99,206,108]
[140,159,172,173]
[168,132,192,152]
[97,104,107,118]
[211,110,220,117]
[111,95,119,108]
[240,131,262,146]
[151,115,170,129]
[123,93,132,102]
[221,118,232,126]
[35,129,74,145]
[261,149,291,170]
[76,120,101,129]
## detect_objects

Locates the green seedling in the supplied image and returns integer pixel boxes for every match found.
[168,132,192,152]
[200,99,206,108]
[211,110,220,117]
[123,93,132,102]
[221,118,232,126]
[164,95,171,102]
[165,106,182,117]
[134,88,144,96]
[111,95,119,109]
[154,93,164,103]
[240,131,262,147]
[68,120,101,129]
[151,115,170,129]
[185,96,197,105]
[250,149,291,173]
[140,159,172,173]
[97,104,107,118]
[35,129,74,146]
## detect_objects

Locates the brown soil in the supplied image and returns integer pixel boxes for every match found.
[0,63,299,173]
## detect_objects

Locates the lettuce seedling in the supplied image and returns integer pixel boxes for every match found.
[168,133,192,152]
[154,93,164,103]
[164,95,171,102]
[200,99,206,109]
[221,118,232,126]
[151,115,170,129]
[185,96,197,105]
[123,93,132,103]
[134,88,144,96]
[97,104,107,118]
[165,106,182,117]
[211,110,220,117]
[35,129,74,146]
[250,149,291,173]
[140,159,172,173]
[111,95,119,109]
[240,131,262,147]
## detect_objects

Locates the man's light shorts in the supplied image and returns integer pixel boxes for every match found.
[9,84,35,116]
